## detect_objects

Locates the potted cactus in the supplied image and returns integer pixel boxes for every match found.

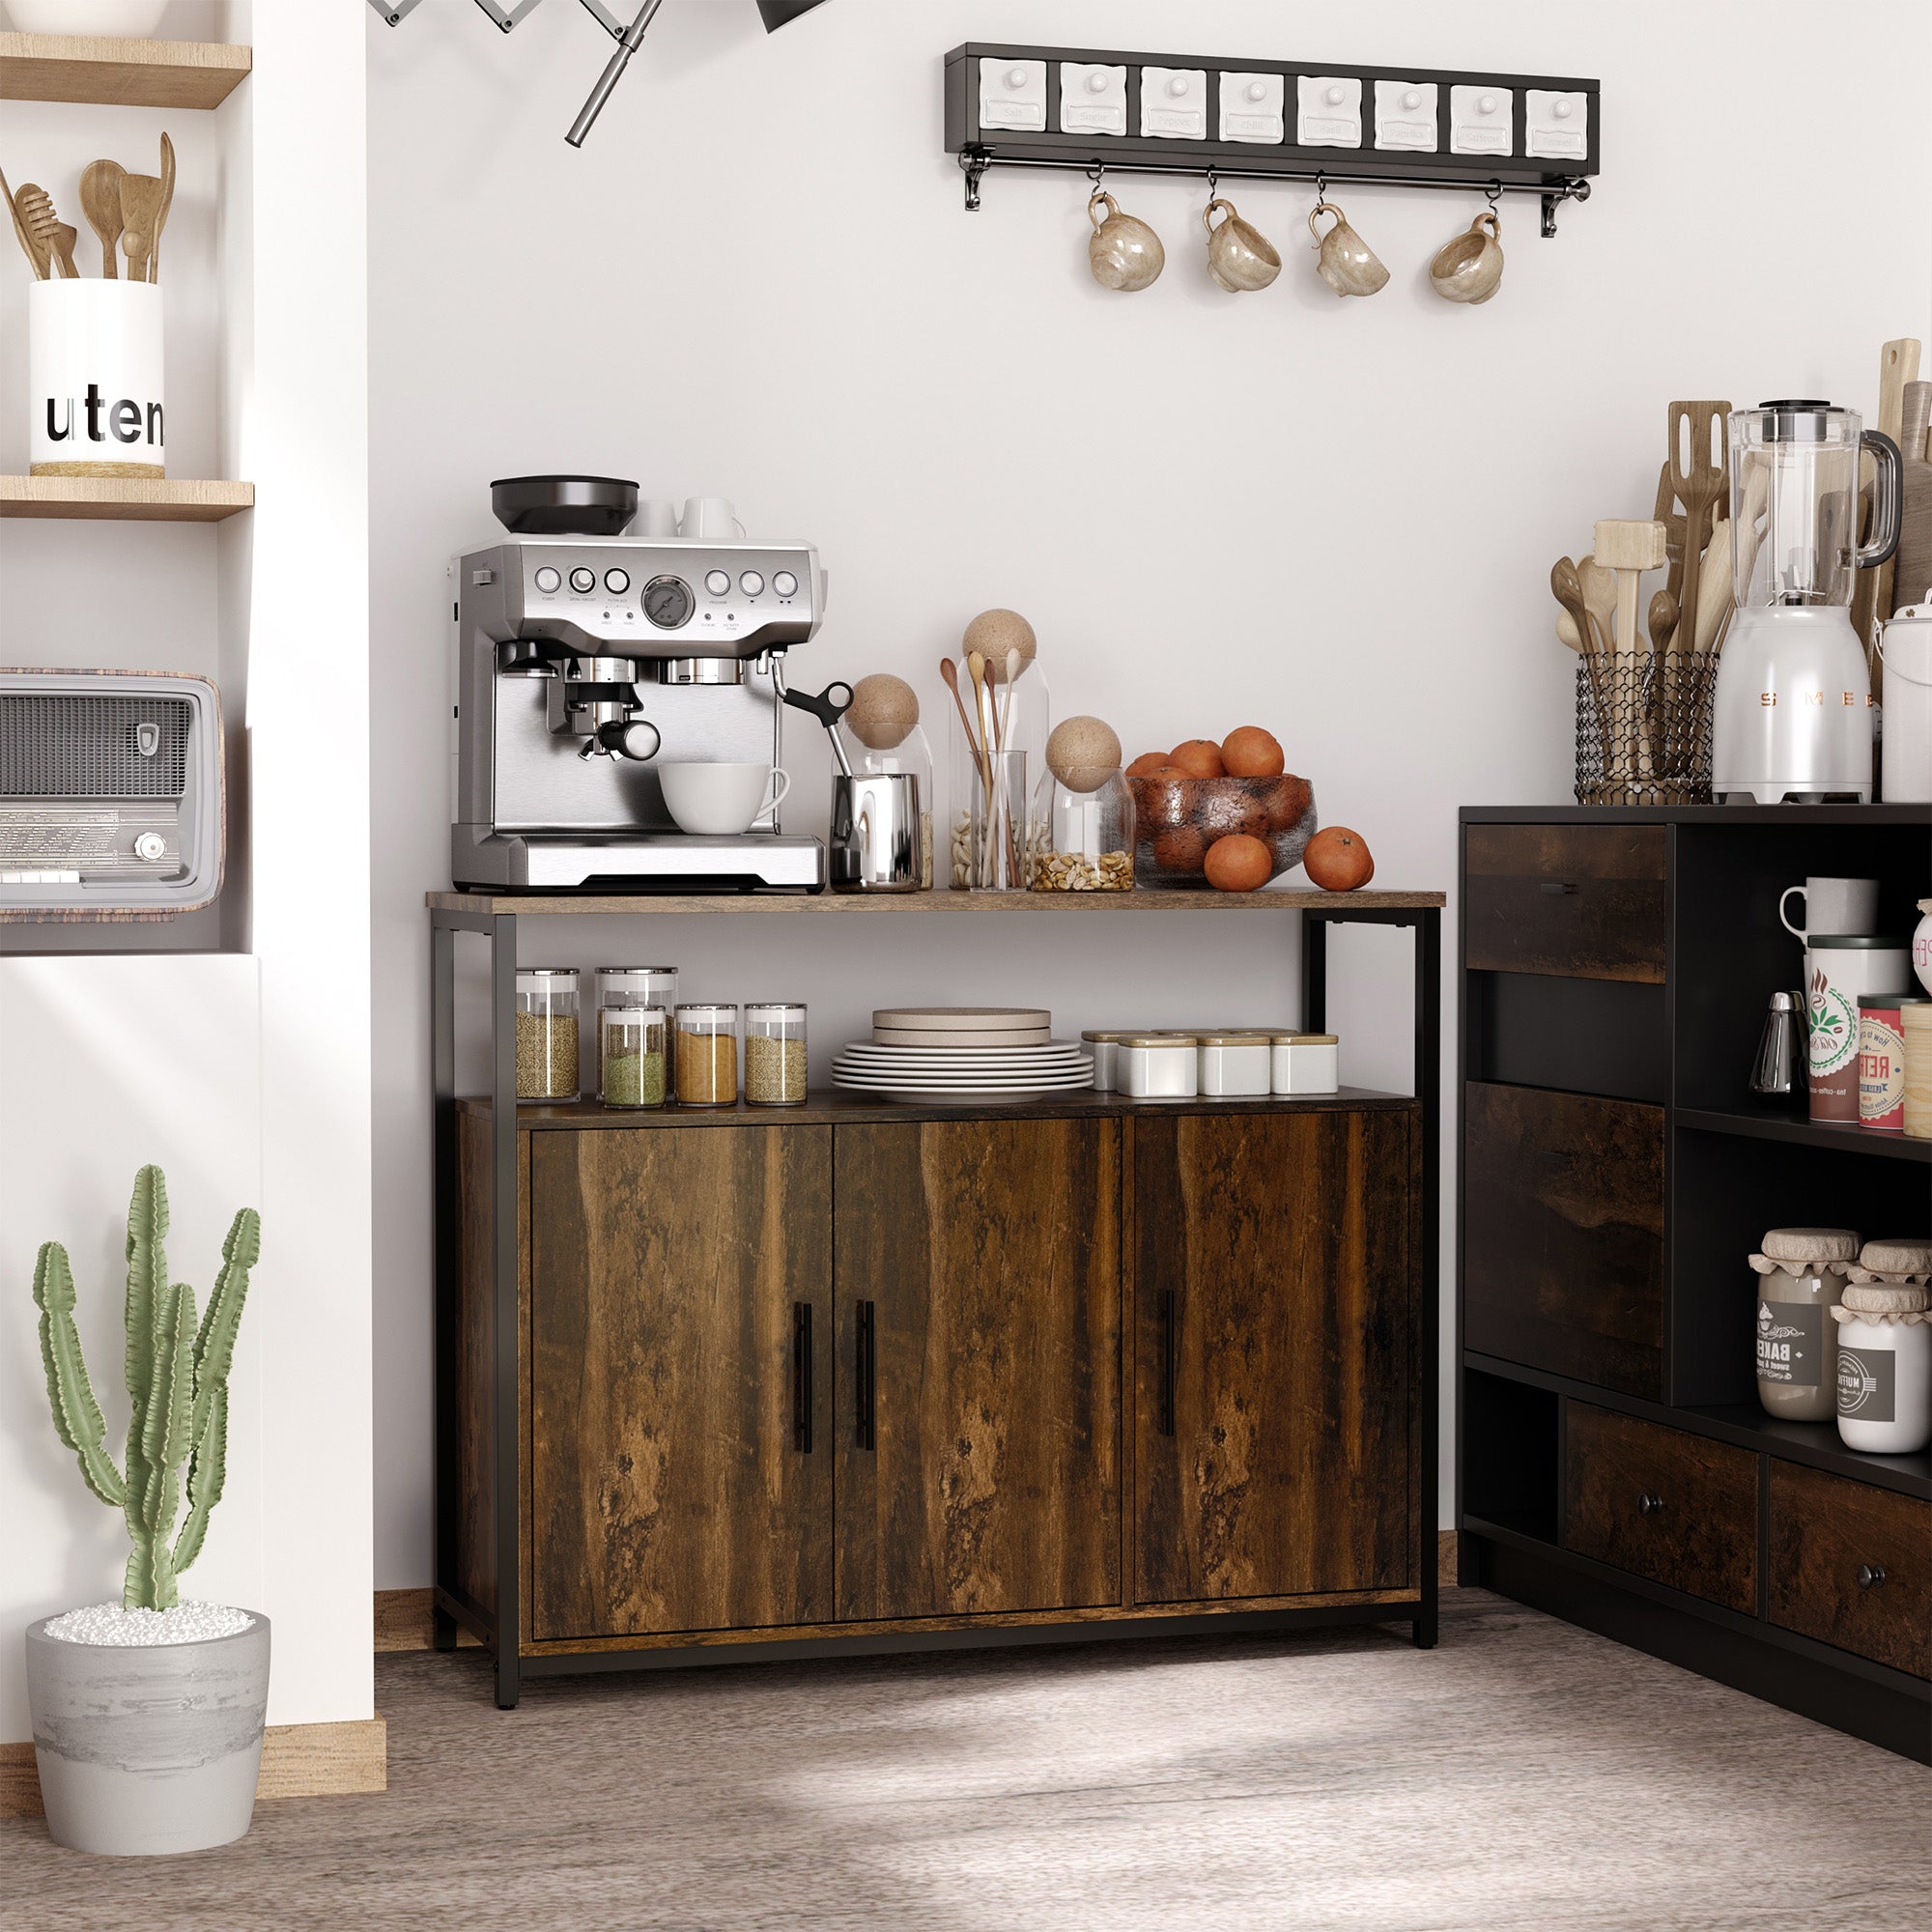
[25,1165,264,1857]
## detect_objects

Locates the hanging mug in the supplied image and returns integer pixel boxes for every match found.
[1430,209,1505,304]
[1203,197,1281,293]
[1306,199,1388,298]
[1088,190,1165,293]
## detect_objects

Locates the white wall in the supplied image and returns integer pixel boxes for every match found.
[0,1,374,1738]
[368,0,1932,1584]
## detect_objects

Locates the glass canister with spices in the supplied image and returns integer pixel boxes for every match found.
[599,1006,668,1109]
[745,1003,809,1106]
[594,967,677,1085]
[515,969,581,1100]
[675,1004,739,1108]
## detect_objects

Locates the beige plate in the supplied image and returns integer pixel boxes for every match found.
[873,1007,1050,1032]
[873,1025,1052,1047]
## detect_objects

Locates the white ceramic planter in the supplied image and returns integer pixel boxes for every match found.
[25,1612,270,1857]
[4,2,172,34]
[29,278,165,479]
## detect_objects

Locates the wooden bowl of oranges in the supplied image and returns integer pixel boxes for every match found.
[1125,728,1317,892]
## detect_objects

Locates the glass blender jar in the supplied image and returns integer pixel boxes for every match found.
[1712,401,1901,803]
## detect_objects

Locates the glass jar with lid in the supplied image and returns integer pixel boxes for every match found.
[1029,765,1134,893]
[840,679,936,891]
[594,967,677,1084]
[515,969,581,1100]
[675,1004,739,1108]
[745,1003,809,1107]
[599,1006,668,1110]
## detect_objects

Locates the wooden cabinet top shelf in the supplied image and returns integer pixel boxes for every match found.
[0,477,253,523]
[0,33,250,109]
[428,887,1445,916]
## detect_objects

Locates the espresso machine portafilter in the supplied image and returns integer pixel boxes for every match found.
[450,484,828,893]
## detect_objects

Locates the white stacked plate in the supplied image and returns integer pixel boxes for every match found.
[837,1009,1091,1102]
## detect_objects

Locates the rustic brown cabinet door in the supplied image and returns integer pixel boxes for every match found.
[528,1126,833,1641]
[1134,1109,1416,1605]
[833,1119,1122,1622]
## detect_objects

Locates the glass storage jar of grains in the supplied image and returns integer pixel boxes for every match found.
[594,967,677,1084]
[675,1004,739,1107]
[515,969,580,1100]
[745,1003,808,1106]
[599,1005,668,1109]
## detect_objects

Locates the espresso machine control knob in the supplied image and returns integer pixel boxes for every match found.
[569,567,597,594]
[533,566,561,594]
[592,719,662,762]
[704,570,731,598]
[773,571,799,598]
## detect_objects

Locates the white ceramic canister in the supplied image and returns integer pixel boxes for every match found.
[1805,936,1910,1122]
[1081,1030,1127,1094]
[1118,1034,1198,1100]
[1198,1034,1271,1097]
[1272,1032,1340,1095]
[1750,1257,1846,1422]
[1833,1285,1931,1454]
[29,279,165,479]
[1878,605,1932,802]
[1914,896,1932,996]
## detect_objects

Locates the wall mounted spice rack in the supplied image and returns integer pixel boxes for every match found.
[945,44,1600,237]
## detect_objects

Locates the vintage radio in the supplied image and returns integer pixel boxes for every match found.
[0,670,223,918]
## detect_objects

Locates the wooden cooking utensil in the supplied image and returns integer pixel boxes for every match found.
[1648,589,1680,655]
[80,159,126,278]
[938,657,981,762]
[1552,557,1614,776]
[1,166,53,280]
[1554,608,1585,654]
[1652,462,1687,601]
[1864,341,1921,676]
[150,132,175,284]
[1577,554,1619,654]
[1666,401,1730,684]
[1594,520,1668,663]
[14,184,79,279]
[119,168,166,284]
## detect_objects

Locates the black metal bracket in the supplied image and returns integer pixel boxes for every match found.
[961,151,991,213]
[1542,177,1591,238]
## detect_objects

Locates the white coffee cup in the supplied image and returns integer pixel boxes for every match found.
[659,762,789,837]
[1780,877,1880,942]
[681,497,747,541]
[634,499,679,539]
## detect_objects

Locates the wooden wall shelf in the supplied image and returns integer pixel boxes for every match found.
[0,477,254,523]
[428,887,1445,917]
[0,34,251,110]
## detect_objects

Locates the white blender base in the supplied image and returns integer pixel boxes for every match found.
[1711,608,1874,806]
[1715,782,1874,805]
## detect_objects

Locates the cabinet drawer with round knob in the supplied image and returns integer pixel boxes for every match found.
[1769,1463,1930,1680]
[1563,1404,1757,1613]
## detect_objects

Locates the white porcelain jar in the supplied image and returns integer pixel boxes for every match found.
[1750,1257,1845,1422]
[1198,1034,1271,1097]
[1118,1034,1197,1100]
[1273,1032,1339,1095]
[1081,1030,1127,1093]
[1833,1284,1931,1454]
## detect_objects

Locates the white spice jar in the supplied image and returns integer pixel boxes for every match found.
[1118,1034,1198,1101]
[1273,1033,1339,1095]
[1197,1034,1271,1096]
[1082,1030,1128,1093]
[1833,1282,1931,1454]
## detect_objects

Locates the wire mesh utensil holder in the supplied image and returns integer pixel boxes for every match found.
[1575,651,1718,805]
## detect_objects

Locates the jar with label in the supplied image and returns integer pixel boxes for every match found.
[1903,999,1932,1140]
[1750,1247,1852,1422]
[745,1003,808,1107]
[1857,992,1912,1130]
[515,969,580,1100]
[1198,1033,1271,1096]
[594,967,677,1084]
[1119,1034,1198,1100]
[1806,935,1910,1121]
[599,1006,668,1109]
[675,1004,738,1108]
[1273,1033,1339,1095]
[1833,1281,1931,1454]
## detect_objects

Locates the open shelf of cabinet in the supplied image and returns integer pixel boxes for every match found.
[1676,1105,1932,1164]
[0,476,254,523]
[0,33,250,109]
[427,887,1443,916]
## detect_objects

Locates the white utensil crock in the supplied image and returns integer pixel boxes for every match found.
[30,279,165,479]
[1879,603,1932,802]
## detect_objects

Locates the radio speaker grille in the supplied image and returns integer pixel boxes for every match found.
[0,696,191,798]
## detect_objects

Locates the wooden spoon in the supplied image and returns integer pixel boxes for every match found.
[1553,557,1616,777]
[1577,554,1619,654]
[14,185,79,279]
[150,132,175,284]
[1648,589,1680,655]
[81,158,126,278]
[1554,609,1585,654]
[120,169,166,284]
[938,657,981,764]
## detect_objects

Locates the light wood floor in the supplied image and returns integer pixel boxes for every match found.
[5,1591,1926,1929]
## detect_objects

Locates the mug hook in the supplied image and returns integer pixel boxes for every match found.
[1207,166,1220,201]
[1087,159,1106,192]
[1485,179,1503,210]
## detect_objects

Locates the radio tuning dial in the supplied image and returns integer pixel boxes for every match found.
[134,833,168,863]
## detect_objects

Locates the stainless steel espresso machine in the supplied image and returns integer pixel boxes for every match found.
[450,477,827,892]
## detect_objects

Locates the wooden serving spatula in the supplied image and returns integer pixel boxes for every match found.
[0,163,53,279]
[14,184,78,278]
[119,167,165,284]
[80,158,127,278]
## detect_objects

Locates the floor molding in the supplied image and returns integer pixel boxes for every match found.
[377,1586,481,1652]
[0,1718,386,1821]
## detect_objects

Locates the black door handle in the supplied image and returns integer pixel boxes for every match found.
[1539,881,1578,895]
[792,1302,812,1454]
[1636,1492,1663,1516]
[1158,1290,1177,1437]
[855,1299,875,1452]
[1857,1563,1886,1589]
